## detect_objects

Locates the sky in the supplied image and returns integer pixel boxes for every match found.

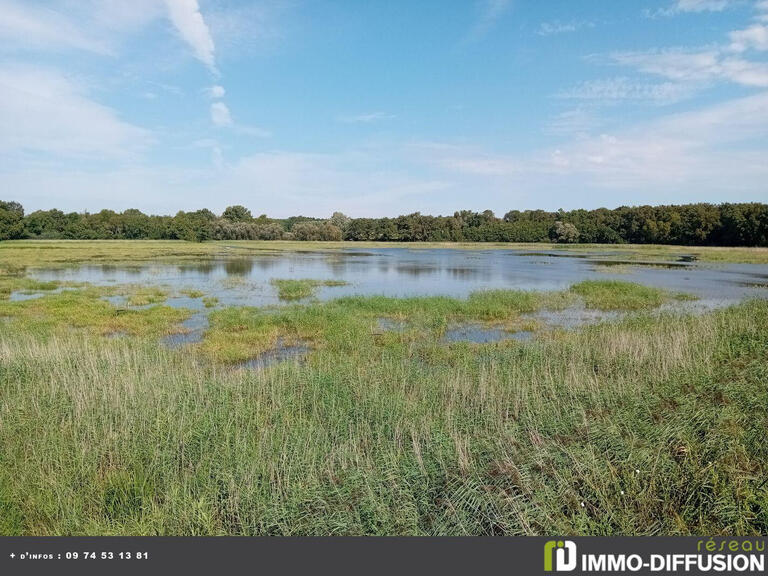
[1,0,768,217]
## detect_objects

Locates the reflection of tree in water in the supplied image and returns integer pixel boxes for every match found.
[446,267,488,281]
[225,258,255,276]
[179,262,216,275]
[253,258,279,272]
[396,265,439,277]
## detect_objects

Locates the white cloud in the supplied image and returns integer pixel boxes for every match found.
[207,84,226,99]
[537,91,768,191]
[674,0,731,12]
[729,24,768,52]
[163,0,217,72]
[557,77,693,104]
[210,102,232,126]
[7,90,768,216]
[0,65,150,159]
[544,109,602,136]
[465,0,513,42]
[538,20,594,36]
[609,48,768,87]
[338,112,395,123]
[648,0,733,17]
[4,149,454,217]
[0,0,112,54]
[758,1,768,22]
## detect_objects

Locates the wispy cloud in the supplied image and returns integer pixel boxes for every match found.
[729,24,768,52]
[0,64,150,159]
[338,112,395,124]
[647,0,734,18]
[210,102,232,126]
[557,77,694,105]
[464,0,513,42]
[538,91,768,192]
[538,20,594,36]
[207,84,226,99]
[0,0,112,55]
[609,47,768,87]
[163,0,217,73]
[543,109,602,136]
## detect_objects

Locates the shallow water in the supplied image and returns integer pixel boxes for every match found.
[442,324,533,343]
[236,339,309,370]
[27,247,768,309]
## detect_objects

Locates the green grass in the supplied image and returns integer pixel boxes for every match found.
[0,246,766,536]
[1,292,766,535]
[181,289,205,299]
[270,278,348,301]
[571,280,670,310]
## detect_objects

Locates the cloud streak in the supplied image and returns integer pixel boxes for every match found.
[464,0,513,42]
[538,20,594,36]
[557,77,693,105]
[163,0,217,73]
[0,0,112,54]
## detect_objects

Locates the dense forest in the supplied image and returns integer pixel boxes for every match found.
[1,200,767,246]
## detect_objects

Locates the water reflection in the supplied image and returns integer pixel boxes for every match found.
[28,247,768,309]
[442,324,532,343]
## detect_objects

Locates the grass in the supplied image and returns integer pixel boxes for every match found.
[572,280,671,310]
[0,243,766,536]
[1,291,766,535]
[270,278,348,301]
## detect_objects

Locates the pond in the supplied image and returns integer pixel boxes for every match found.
[26,247,768,309]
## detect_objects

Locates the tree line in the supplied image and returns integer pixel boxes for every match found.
[1,200,767,246]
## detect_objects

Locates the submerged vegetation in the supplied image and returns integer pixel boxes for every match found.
[0,243,767,536]
[270,279,348,301]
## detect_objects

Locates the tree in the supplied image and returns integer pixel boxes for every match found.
[553,221,579,243]
[222,205,252,222]
[291,221,342,241]
[329,212,351,233]
[0,200,25,240]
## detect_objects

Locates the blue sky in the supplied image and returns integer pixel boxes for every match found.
[1,0,767,217]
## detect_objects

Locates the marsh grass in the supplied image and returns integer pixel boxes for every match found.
[270,278,348,301]
[1,256,766,536]
[181,289,205,299]
[1,297,766,535]
[571,280,670,310]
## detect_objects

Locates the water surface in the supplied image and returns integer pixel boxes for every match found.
[28,247,768,308]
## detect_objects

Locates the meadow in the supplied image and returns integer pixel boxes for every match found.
[0,240,766,535]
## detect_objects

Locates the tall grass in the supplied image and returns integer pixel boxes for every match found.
[1,295,766,535]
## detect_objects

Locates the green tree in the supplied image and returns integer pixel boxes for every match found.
[553,221,579,243]
[0,201,25,240]
[222,205,253,223]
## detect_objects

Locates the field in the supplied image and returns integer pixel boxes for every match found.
[0,240,767,535]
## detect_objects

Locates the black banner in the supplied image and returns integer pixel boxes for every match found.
[0,537,765,576]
